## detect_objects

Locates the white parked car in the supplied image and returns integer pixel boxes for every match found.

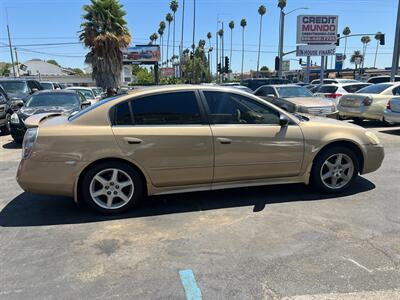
[66,87,99,104]
[311,79,359,85]
[314,82,371,104]
[384,97,400,124]
[338,83,400,124]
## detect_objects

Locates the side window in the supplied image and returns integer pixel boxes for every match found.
[255,87,274,97]
[204,92,280,125]
[132,92,201,125]
[113,101,132,125]
[392,87,400,96]
[27,81,36,91]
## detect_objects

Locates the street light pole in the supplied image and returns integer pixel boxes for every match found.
[179,0,185,79]
[192,0,196,83]
[278,9,285,78]
[391,0,400,82]
[7,25,16,78]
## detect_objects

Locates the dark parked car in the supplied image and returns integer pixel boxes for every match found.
[366,75,400,84]
[240,78,291,91]
[10,90,90,143]
[0,84,13,134]
[0,79,43,112]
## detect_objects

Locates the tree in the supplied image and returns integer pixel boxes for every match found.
[374,32,383,68]
[257,5,266,73]
[228,21,234,72]
[80,0,131,90]
[260,66,269,71]
[361,35,371,69]
[47,59,60,67]
[165,13,173,66]
[350,50,363,70]
[0,63,11,76]
[158,22,166,64]
[136,68,154,85]
[170,0,179,61]
[149,34,155,45]
[240,19,247,79]
[181,40,210,83]
[277,0,286,9]
[342,26,351,63]
[71,67,84,75]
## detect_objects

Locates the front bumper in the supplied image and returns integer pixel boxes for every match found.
[383,109,400,124]
[361,144,385,175]
[17,159,84,197]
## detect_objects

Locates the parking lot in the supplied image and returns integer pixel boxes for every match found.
[0,121,399,299]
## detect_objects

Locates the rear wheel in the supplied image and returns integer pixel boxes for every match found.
[352,118,364,125]
[81,161,144,214]
[311,146,359,194]
[383,117,395,127]
[0,113,11,135]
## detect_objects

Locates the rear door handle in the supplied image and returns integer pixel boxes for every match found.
[217,137,232,144]
[123,137,143,145]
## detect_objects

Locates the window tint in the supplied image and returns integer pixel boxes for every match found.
[343,84,370,93]
[114,101,132,125]
[318,86,338,93]
[132,92,201,125]
[204,91,280,125]
[356,84,393,94]
[255,86,275,97]
[392,86,400,96]
[367,77,389,84]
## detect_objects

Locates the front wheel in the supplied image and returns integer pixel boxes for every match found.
[311,146,359,194]
[81,161,144,214]
[0,113,11,135]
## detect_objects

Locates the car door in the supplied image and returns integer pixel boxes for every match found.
[201,91,305,183]
[111,91,214,188]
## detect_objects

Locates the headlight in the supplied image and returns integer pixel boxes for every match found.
[10,113,20,124]
[22,127,38,159]
[365,131,380,145]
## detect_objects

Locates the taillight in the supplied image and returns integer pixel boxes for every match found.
[326,93,343,99]
[387,101,392,110]
[362,97,373,106]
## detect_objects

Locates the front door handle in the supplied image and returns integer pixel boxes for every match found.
[217,137,232,144]
[123,137,143,145]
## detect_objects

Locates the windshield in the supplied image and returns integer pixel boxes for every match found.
[70,89,94,99]
[0,81,28,94]
[276,86,313,98]
[356,84,393,94]
[25,93,80,107]
[41,82,54,90]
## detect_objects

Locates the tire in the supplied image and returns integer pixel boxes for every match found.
[352,118,364,125]
[382,117,395,127]
[12,136,23,144]
[0,113,11,135]
[81,161,144,214]
[311,146,359,194]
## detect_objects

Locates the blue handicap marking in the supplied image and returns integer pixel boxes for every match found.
[179,269,203,300]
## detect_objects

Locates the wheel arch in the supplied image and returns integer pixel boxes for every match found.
[74,157,149,203]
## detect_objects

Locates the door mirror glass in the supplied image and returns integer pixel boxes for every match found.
[81,101,91,109]
[31,88,38,94]
[267,94,275,98]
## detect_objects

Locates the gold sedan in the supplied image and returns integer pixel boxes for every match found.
[17,85,384,214]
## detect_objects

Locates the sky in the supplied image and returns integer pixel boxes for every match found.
[0,0,398,73]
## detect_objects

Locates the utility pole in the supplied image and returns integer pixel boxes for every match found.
[320,56,325,82]
[7,25,16,78]
[191,0,196,83]
[391,0,400,82]
[278,9,285,78]
[14,47,20,77]
[216,31,219,80]
[222,21,224,81]
[306,56,311,83]
[179,0,185,79]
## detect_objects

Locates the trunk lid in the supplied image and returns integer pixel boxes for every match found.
[390,98,400,113]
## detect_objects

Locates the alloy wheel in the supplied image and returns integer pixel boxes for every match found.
[320,153,354,190]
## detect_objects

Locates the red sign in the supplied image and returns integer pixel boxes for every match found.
[161,68,175,77]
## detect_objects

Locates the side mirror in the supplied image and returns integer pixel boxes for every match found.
[31,88,38,94]
[279,114,290,127]
[81,101,91,109]
[267,94,276,98]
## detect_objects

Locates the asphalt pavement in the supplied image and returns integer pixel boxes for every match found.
[0,121,399,300]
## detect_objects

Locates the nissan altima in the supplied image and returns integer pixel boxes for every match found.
[16,86,384,214]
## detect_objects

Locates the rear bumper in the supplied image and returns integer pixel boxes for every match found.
[338,106,382,121]
[361,144,385,175]
[383,109,400,124]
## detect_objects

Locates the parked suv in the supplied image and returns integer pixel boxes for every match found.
[241,78,291,91]
[0,79,43,111]
[0,84,13,134]
[17,86,384,214]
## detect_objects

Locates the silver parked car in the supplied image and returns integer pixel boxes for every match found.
[254,84,337,118]
[384,97,400,124]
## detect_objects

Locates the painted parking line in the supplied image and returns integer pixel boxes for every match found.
[179,269,203,300]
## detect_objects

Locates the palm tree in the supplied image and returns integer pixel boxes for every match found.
[342,26,351,63]
[80,0,131,91]
[257,5,266,73]
[361,35,371,69]
[165,13,173,66]
[170,0,179,61]
[374,32,383,68]
[207,32,212,74]
[149,34,155,45]
[153,32,159,45]
[277,0,286,9]
[218,29,224,72]
[228,21,234,71]
[350,50,363,70]
[240,19,247,79]
[158,21,166,64]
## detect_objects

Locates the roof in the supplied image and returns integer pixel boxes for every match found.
[319,82,371,87]
[66,87,93,91]
[34,90,77,95]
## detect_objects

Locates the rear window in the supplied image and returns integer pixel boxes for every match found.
[343,84,370,93]
[367,77,390,84]
[317,86,338,93]
[356,84,393,94]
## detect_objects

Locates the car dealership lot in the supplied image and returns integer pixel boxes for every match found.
[0,122,399,299]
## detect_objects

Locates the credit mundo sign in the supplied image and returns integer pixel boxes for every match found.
[297,15,338,44]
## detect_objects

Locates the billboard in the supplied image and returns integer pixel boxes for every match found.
[123,45,160,63]
[160,68,175,77]
[297,15,338,44]
[296,44,336,57]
